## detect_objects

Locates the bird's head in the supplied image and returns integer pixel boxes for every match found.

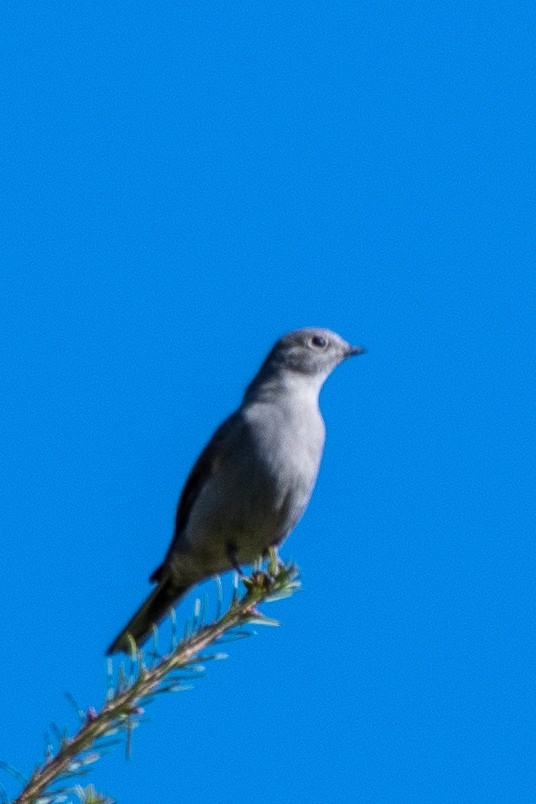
[244,327,365,401]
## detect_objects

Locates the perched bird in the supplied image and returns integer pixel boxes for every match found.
[107,327,365,654]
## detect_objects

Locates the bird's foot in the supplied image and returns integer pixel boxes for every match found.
[226,543,246,579]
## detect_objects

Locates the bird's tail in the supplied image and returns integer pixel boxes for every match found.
[106,580,189,655]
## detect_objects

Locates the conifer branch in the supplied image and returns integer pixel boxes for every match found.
[8,559,300,804]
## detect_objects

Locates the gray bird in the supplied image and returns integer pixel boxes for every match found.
[107,327,365,654]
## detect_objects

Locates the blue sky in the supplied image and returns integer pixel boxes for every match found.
[0,2,534,802]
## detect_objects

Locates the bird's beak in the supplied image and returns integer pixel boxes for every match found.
[346,344,366,357]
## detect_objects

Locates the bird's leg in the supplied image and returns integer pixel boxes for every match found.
[226,543,246,579]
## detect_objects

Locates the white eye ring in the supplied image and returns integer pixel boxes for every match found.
[311,335,327,348]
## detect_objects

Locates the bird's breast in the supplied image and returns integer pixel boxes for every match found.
[183,398,325,561]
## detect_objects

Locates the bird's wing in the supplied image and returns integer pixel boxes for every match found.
[149,411,243,583]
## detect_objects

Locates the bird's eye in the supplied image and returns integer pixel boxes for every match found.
[311,335,327,348]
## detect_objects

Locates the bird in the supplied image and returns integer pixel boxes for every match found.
[106,327,365,654]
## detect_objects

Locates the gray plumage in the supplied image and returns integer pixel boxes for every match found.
[107,327,364,654]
